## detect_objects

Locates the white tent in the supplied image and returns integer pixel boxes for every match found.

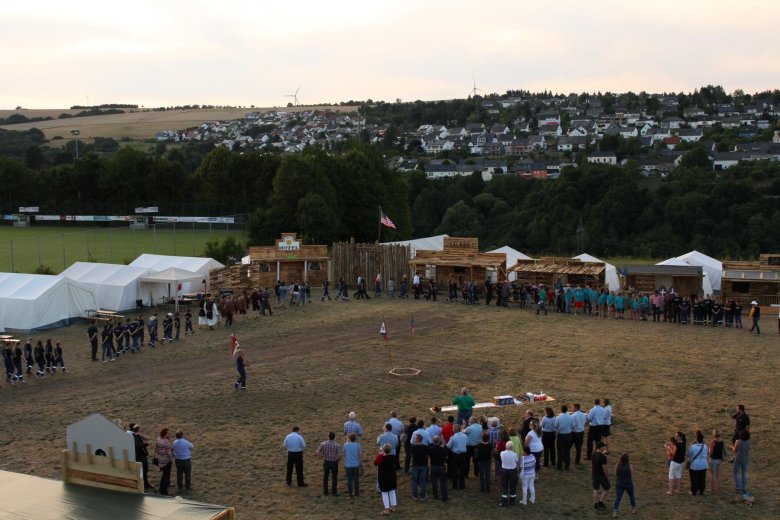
[382,234,449,257]
[140,267,203,311]
[657,255,715,296]
[573,253,620,291]
[129,254,224,293]
[59,262,152,311]
[678,250,722,294]
[0,274,96,332]
[487,246,533,281]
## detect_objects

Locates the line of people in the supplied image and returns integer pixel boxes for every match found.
[4,337,67,383]
[90,311,193,363]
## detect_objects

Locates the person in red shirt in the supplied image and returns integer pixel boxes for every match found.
[441,415,455,443]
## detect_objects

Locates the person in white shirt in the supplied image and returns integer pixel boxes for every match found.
[519,445,537,505]
[500,441,519,506]
[571,403,587,465]
[601,399,613,453]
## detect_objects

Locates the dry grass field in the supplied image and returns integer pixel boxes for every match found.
[0,295,777,519]
[0,105,358,140]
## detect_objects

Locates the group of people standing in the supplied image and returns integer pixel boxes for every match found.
[4,337,66,383]
[88,311,192,363]
[127,421,195,496]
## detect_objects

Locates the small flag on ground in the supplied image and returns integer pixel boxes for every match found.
[380,210,397,230]
[380,321,388,342]
[231,334,240,357]
[410,315,416,335]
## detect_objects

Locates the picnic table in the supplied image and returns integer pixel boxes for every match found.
[430,395,556,415]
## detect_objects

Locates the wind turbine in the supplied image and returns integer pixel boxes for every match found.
[470,75,482,97]
[285,86,300,106]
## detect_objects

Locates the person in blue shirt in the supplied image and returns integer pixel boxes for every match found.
[446,425,468,489]
[234,349,248,391]
[173,430,195,492]
[464,417,483,477]
[597,289,607,318]
[640,293,650,321]
[574,286,585,315]
[555,404,574,470]
[283,426,307,487]
[343,433,362,497]
[378,423,399,457]
[606,292,616,319]
[615,293,626,319]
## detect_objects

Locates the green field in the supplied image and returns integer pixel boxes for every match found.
[0,225,245,273]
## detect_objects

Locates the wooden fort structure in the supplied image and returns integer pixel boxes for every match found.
[620,264,703,296]
[721,254,780,306]
[210,233,329,292]
[331,240,411,288]
[509,257,606,288]
[409,237,505,286]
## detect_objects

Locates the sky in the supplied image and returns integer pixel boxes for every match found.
[1,0,778,109]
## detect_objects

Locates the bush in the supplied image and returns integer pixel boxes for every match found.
[34,265,55,274]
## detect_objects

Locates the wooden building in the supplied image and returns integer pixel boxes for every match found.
[210,233,329,293]
[721,254,780,306]
[409,237,505,286]
[621,264,703,296]
[509,257,606,288]
[331,240,410,289]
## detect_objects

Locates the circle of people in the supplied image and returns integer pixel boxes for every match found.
[282,392,753,516]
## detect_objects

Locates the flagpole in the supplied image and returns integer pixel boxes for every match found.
[377,206,382,243]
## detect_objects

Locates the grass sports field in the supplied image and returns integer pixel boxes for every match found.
[0,225,244,273]
[0,295,776,519]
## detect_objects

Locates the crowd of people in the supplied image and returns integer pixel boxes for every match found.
[3,337,67,383]
[125,421,195,496]
[282,394,755,516]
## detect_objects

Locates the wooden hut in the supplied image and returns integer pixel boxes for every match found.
[721,254,780,306]
[409,237,505,286]
[509,257,606,288]
[621,264,703,297]
[210,233,329,293]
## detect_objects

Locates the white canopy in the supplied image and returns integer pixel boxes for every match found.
[129,254,224,293]
[140,267,203,312]
[657,255,715,296]
[678,250,722,294]
[59,262,152,312]
[487,246,533,281]
[0,273,96,332]
[573,253,620,291]
[382,234,449,257]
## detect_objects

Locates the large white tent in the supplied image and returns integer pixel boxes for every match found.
[487,246,533,281]
[60,263,152,312]
[382,234,449,257]
[140,267,203,311]
[657,251,720,296]
[0,274,96,332]
[129,254,224,293]
[573,253,621,290]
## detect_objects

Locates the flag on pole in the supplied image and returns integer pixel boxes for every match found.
[380,321,388,342]
[379,209,397,230]
[231,334,240,357]
[410,315,416,335]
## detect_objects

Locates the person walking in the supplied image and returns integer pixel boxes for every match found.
[592,442,610,510]
[612,453,637,517]
[87,320,99,361]
[155,428,173,496]
[375,443,398,515]
[315,431,342,496]
[233,349,248,391]
[173,430,194,493]
[732,430,751,493]
[343,432,362,497]
[283,426,307,487]
[748,300,761,334]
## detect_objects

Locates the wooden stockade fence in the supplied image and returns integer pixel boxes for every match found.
[332,240,411,289]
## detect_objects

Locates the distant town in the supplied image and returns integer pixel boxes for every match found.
[152,87,780,180]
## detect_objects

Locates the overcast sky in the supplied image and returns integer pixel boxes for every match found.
[1,0,777,108]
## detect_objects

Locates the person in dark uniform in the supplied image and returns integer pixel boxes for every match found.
[234,348,248,391]
[163,313,173,343]
[723,299,734,327]
[12,341,25,383]
[671,291,681,324]
[3,342,15,384]
[692,297,703,325]
[113,320,125,354]
[678,298,690,325]
[321,279,331,301]
[711,300,723,326]
[33,340,46,379]
[484,279,493,306]
[128,318,140,352]
[174,312,181,341]
[101,322,115,362]
[184,310,194,335]
[44,339,55,374]
[87,320,99,361]
[52,341,66,372]
[137,315,145,347]
[148,315,158,347]
[733,301,743,328]
[702,295,713,325]
[121,319,132,352]
[24,337,34,375]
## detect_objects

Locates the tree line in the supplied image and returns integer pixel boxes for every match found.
[0,134,778,259]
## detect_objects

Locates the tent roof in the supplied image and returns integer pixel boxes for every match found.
[486,246,533,261]
[383,234,448,256]
[129,254,224,272]
[0,273,89,300]
[140,267,202,283]
[0,469,232,520]
[678,250,722,269]
[60,263,151,287]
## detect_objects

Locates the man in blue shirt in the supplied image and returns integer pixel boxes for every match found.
[411,419,432,445]
[343,412,364,440]
[172,430,194,492]
[586,399,605,460]
[554,405,574,470]
[343,433,362,497]
[378,423,399,457]
[446,425,468,489]
[464,417,483,477]
[387,411,404,471]
[283,426,307,487]
[571,403,587,465]
[426,417,442,441]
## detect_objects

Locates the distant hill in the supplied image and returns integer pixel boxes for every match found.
[0,106,359,140]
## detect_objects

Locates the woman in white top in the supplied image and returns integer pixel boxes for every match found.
[525,420,544,474]
[519,445,537,505]
[500,441,519,506]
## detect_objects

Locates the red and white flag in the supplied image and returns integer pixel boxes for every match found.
[231,334,240,357]
[380,210,396,230]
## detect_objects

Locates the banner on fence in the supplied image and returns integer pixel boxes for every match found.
[35,215,134,222]
[153,216,235,224]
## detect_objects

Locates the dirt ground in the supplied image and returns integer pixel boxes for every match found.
[0,294,776,519]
